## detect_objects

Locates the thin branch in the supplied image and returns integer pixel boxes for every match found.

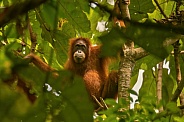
[100,97,108,109]
[171,41,184,115]
[153,0,168,19]
[163,35,182,47]
[28,16,37,53]
[171,77,184,102]
[176,1,182,15]
[171,41,184,102]
[173,41,182,85]
[171,50,184,54]
[35,9,51,32]
[92,95,104,108]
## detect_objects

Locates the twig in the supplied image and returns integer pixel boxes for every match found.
[92,95,104,109]
[153,0,168,19]
[176,1,182,15]
[35,9,51,32]
[28,16,37,53]
[100,97,108,109]
[171,41,184,115]
[171,78,184,102]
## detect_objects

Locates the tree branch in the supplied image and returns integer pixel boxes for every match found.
[28,16,37,53]
[171,50,184,54]
[171,41,184,102]
[171,77,184,102]
[0,0,47,27]
[133,47,149,60]
[175,1,182,15]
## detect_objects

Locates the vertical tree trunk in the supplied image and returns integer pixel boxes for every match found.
[118,0,132,106]
[118,44,134,104]
[157,61,163,112]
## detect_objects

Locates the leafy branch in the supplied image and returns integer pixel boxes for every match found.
[0,0,47,27]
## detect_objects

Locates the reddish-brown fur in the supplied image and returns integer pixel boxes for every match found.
[64,37,118,108]
[23,37,118,108]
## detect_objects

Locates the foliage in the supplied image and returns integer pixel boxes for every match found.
[1,0,184,122]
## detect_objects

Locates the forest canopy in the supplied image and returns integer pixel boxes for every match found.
[1,0,184,122]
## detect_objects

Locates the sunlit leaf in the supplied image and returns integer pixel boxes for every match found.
[5,23,18,38]
[40,0,90,32]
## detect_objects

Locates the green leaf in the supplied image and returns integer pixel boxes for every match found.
[130,72,139,88]
[47,71,94,122]
[99,28,126,57]
[21,97,47,122]
[103,115,118,122]
[105,99,118,105]
[129,0,156,20]
[166,102,180,114]
[0,82,38,122]
[124,22,176,59]
[140,63,148,70]
[58,0,90,33]
[3,0,9,6]
[132,54,161,77]
[128,89,138,96]
[40,1,58,30]
[5,23,18,38]
[29,10,43,45]
[162,69,174,104]
[40,0,90,32]
[139,70,156,103]
[52,23,76,66]
[17,65,46,94]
